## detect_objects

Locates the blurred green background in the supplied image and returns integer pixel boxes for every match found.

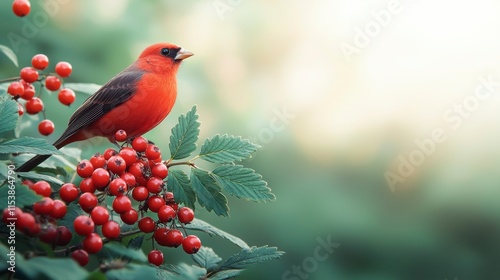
[3,0,500,279]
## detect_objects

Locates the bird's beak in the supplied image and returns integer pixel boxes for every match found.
[175,48,194,61]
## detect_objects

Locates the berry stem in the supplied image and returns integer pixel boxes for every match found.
[166,161,196,168]
[0,77,21,83]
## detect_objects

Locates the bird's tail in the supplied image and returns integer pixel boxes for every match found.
[15,154,52,172]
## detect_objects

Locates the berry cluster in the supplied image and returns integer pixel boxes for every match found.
[6,53,74,136]
[12,0,30,17]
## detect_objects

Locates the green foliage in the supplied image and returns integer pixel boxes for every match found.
[0,96,17,135]
[167,169,196,209]
[191,168,229,217]
[98,242,148,263]
[218,246,285,270]
[192,247,222,271]
[199,134,259,163]
[0,137,62,155]
[169,106,200,160]
[184,218,249,248]
[0,184,41,209]
[0,44,18,67]
[17,172,64,189]
[15,256,89,280]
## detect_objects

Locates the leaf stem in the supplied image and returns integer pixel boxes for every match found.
[0,77,20,83]
[166,161,196,168]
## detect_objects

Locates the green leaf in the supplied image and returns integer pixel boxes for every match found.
[0,137,62,155]
[16,256,89,280]
[192,246,222,270]
[127,235,144,250]
[208,269,243,280]
[106,263,157,280]
[0,44,18,67]
[98,242,147,263]
[169,106,200,160]
[0,184,42,209]
[17,172,64,189]
[159,263,206,280]
[191,168,229,217]
[0,97,18,135]
[167,169,196,209]
[59,203,86,232]
[65,83,102,95]
[184,218,248,248]
[218,246,284,270]
[0,161,8,181]
[199,135,259,163]
[211,165,275,203]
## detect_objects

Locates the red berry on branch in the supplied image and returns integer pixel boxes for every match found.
[90,153,106,169]
[7,81,24,97]
[17,213,40,236]
[107,155,127,174]
[56,226,72,246]
[21,84,35,100]
[153,227,169,246]
[138,217,156,233]
[79,177,96,193]
[148,250,164,266]
[77,160,94,178]
[90,206,109,225]
[132,136,148,152]
[2,207,22,224]
[33,197,54,215]
[38,119,55,136]
[102,220,120,239]
[165,229,184,248]
[182,235,202,254]
[146,177,164,194]
[108,178,128,196]
[120,172,136,187]
[55,61,72,77]
[12,0,31,17]
[59,183,79,203]
[120,209,138,225]
[25,97,44,114]
[45,75,61,91]
[20,67,39,83]
[157,205,176,223]
[114,129,127,142]
[71,249,89,266]
[78,192,98,213]
[132,186,149,201]
[58,88,76,106]
[32,54,49,70]
[147,195,165,213]
[39,224,58,245]
[112,196,132,214]
[91,168,110,190]
[118,148,137,166]
[82,233,103,254]
[128,162,145,179]
[74,215,95,236]
[31,181,52,197]
[145,144,161,160]
[103,148,118,160]
[177,207,194,224]
[151,163,168,179]
[50,200,67,219]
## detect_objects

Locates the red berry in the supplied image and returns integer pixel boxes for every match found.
[182,235,201,254]
[71,249,89,266]
[59,183,79,203]
[112,196,132,214]
[177,207,194,224]
[33,197,54,215]
[120,209,138,225]
[17,213,40,236]
[58,88,76,106]
[108,178,127,196]
[128,162,145,179]
[148,250,164,266]
[102,220,120,239]
[38,119,55,136]
[153,227,169,246]
[118,148,137,167]
[147,195,165,213]
[164,192,175,203]
[55,61,72,77]
[114,129,127,142]
[91,168,110,190]
[90,206,109,225]
[151,163,168,179]
[107,155,127,174]
[132,136,148,152]
[77,160,94,178]
[32,54,49,70]
[103,148,118,160]
[50,200,67,219]
[73,215,94,236]
[2,207,22,224]
[120,172,136,188]
[146,177,164,194]
[39,224,58,244]
[90,153,106,168]
[145,144,161,160]
[12,0,30,17]
[79,177,96,193]
[138,217,155,233]
[78,192,98,213]
[83,233,103,254]
[45,75,61,91]
[17,103,24,116]
[157,205,176,223]
[132,186,149,201]
[25,97,44,114]
[20,67,39,83]
[7,81,24,97]
[56,226,72,246]
[31,181,52,197]
[165,229,184,248]
[21,84,35,100]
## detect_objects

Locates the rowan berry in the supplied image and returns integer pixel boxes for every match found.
[148,250,164,266]
[58,88,76,106]
[12,0,30,17]
[38,120,55,136]
[45,75,61,91]
[55,61,72,77]
[32,54,49,70]
[182,235,201,254]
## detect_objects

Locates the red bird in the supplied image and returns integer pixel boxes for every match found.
[16,42,193,172]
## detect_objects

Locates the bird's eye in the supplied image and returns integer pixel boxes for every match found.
[161,48,170,56]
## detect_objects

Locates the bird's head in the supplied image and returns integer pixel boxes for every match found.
[138,42,193,74]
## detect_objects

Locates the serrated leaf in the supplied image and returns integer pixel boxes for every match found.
[167,169,196,209]
[16,256,89,280]
[169,106,200,160]
[0,97,18,135]
[209,269,243,280]
[17,172,64,189]
[199,135,259,163]
[192,246,222,270]
[98,242,147,263]
[211,165,275,203]
[127,235,144,250]
[0,44,18,67]
[184,218,248,248]
[65,83,102,95]
[0,161,8,181]
[107,263,157,280]
[218,246,284,270]
[191,168,229,217]
[0,184,42,209]
[159,263,206,280]
[0,137,62,155]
